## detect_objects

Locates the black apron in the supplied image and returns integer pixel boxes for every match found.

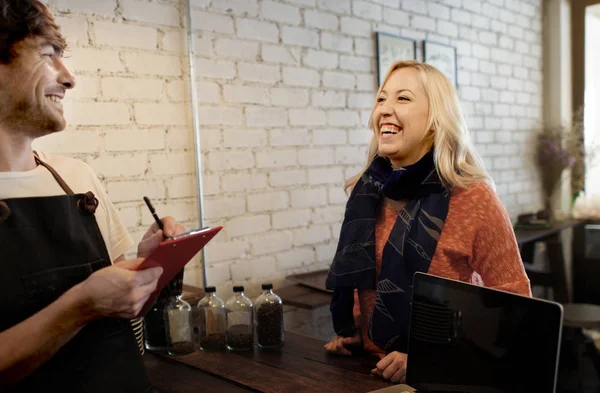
[0,154,151,392]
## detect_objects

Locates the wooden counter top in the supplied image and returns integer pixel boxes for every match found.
[144,331,392,393]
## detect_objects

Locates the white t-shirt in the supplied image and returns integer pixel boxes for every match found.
[0,152,134,262]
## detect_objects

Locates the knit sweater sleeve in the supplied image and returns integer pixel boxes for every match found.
[466,183,532,296]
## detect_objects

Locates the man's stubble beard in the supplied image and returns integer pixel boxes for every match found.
[3,98,66,139]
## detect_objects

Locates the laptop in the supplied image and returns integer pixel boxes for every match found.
[405,273,564,393]
[369,273,563,393]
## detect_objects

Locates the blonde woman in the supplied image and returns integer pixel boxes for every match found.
[324,61,531,383]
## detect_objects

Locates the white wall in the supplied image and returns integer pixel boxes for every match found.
[35,0,545,296]
[36,0,206,284]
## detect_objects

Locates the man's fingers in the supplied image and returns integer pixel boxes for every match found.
[137,229,165,259]
[143,230,164,247]
[131,294,151,314]
[174,223,186,236]
[133,291,153,313]
[128,281,159,317]
[151,229,164,239]
[134,266,163,285]
[161,216,176,237]
[114,258,146,271]
[143,217,179,239]
[161,216,182,238]
[111,260,162,286]
[144,221,160,238]
[134,280,160,299]
[138,291,160,316]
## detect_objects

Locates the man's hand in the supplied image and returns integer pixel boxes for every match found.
[78,258,163,320]
[371,351,408,383]
[137,216,186,258]
[323,332,362,356]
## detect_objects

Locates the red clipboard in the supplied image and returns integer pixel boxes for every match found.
[137,226,222,298]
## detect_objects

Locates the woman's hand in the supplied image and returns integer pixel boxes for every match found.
[371,351,408,383]
[323,332,362,356]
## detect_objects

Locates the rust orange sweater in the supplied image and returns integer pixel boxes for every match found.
[354,182,532,358]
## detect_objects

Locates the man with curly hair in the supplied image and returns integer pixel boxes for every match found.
[0,1,185,391]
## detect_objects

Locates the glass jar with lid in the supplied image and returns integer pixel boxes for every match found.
[164,269,194,355]
[255,283,284,348]
[143,287,170,352]
[195,286,226,351]
[225,286,254,351]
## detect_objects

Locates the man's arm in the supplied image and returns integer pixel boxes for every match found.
[0,283,92,386]
[0,259,162,388]
[0,216,184,386]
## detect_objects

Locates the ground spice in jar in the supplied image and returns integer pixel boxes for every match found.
[226,324,254,350]
[200,333,226,351]
[257,302,283,347]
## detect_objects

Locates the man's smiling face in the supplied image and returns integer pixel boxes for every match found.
[0,35,76,137]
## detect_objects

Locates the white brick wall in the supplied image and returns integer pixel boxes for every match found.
[94,21,157,50]
[237,19,279,43]
[37,0,544,294]
[36,0,202,287]
[119,0,180,27]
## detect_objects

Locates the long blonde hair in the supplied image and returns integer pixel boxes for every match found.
[345,60,492,193]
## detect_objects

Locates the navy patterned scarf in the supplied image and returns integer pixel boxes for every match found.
[326,150,450,353]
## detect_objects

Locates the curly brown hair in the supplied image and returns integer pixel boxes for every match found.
[0,0,67,64]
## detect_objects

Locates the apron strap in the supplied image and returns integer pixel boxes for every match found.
[33,152,99,215]
[33,151,75,195]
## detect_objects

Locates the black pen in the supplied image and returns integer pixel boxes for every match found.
[143,196,164,232]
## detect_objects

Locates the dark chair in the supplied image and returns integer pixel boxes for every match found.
[558,304,600,393]
[519,223,600,392]
[522,239,570,302]
[573,223,600,304]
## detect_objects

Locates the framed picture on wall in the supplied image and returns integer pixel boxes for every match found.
[423,40,458,88]
[376,32,417,87]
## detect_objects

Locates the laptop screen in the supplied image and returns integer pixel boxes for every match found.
[407,273,563,393]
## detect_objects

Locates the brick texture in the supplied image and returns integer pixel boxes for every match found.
[37,0,544,293]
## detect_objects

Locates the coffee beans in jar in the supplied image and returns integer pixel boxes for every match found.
[255,284,284,348]
[226,324,254,350]
[199,333,226,351]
